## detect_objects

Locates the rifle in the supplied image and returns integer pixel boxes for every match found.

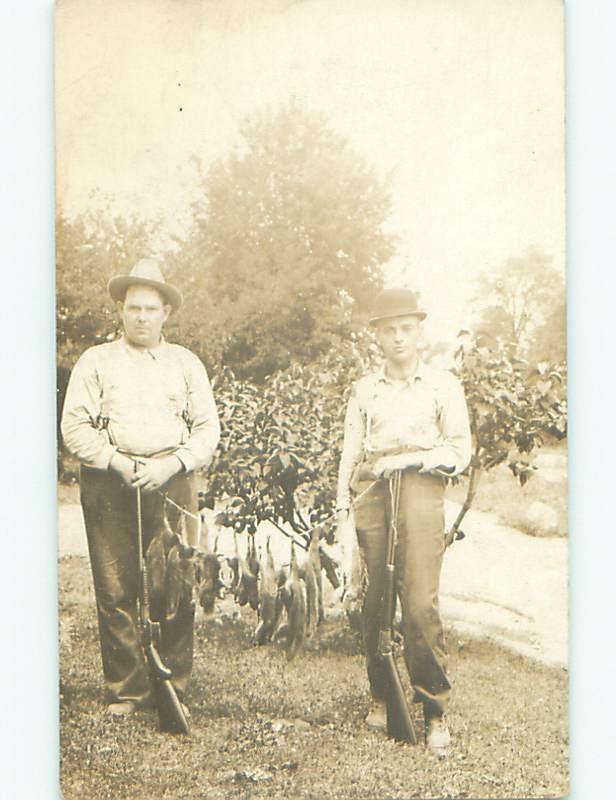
[378,470,417,744]
[136,482,191,735]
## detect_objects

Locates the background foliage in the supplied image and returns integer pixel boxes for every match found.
[56,102,567,534]
[202,333,380,538]
[165,100,395,380]
[471,246,566,363]
[204,331,566,541]
[56,206,159,369]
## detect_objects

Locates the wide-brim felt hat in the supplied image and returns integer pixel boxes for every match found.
[108,258,182,311]
[369,288,426,325]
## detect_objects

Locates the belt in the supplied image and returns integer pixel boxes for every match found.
[115,446,179,460]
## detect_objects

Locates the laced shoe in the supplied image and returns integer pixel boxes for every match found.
[365,699,387,732]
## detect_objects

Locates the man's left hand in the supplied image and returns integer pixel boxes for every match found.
[372,453,424,479]
[131,456,183,493]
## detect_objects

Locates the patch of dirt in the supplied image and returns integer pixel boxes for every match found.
[441,501,567,668]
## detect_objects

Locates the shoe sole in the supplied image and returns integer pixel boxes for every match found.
[107,706,137,717]
[366,722,387,732]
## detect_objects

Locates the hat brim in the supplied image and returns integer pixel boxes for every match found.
[108,276,182,311]
[369,310,427,325]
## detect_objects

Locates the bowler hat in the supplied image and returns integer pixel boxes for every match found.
[369,288,426,325]
[108,258,182,311]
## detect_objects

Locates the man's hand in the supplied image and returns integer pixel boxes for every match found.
[372,453,424,480]
[109,452,138,486]
[131,456,183,493]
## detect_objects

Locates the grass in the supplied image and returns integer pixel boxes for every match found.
[59,556,568,800]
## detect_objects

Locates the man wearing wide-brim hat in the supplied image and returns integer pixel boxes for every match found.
[61,258,220,716]
[336,288,471,756]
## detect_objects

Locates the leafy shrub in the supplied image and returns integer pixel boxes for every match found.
[202,332,380,539]
[206,332,567,542]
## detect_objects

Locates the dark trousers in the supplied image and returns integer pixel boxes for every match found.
[354,470,450,717]
[79,466,198,705]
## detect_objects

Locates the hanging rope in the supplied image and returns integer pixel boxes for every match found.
[157,490,202,523]
[159,473,461,549]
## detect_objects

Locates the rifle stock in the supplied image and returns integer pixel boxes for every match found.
[382,653,417,743]
[378,472,418,744]
[149,655,191,735]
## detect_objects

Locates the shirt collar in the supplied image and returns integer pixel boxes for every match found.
[376,360,427,386]
[121,334,167,360]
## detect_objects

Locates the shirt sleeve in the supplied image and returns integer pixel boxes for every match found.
[174,351,221,473]
[60,348,117,470]
[336,384,366,510]
[420,372,472,476]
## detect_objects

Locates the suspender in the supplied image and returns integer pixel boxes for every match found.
[98,343,193,447]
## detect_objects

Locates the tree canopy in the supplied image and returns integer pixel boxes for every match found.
[471,246,565,359]
[56,208,159,368]
[167,100,396,380]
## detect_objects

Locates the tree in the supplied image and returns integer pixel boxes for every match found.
[448,332,567,540]
[472,247,565,357]
[528,296,566,364]
[167,99,396,380]
[56,207,160,368]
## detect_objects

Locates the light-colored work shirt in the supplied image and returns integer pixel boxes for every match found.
[61,336,221,473]
[336,362,472,509]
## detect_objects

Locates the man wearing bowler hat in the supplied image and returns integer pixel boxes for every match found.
[61,258,220,716]
[336,288,471,755]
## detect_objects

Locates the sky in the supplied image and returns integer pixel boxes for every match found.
[55,0,565,342]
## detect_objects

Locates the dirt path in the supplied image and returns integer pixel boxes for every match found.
[440,501,567,668]
[57,497,567,669]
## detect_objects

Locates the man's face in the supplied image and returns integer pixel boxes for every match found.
[121,285,170,349]
[375,314,422,364]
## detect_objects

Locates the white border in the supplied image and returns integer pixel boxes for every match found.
[0,1,58,798]
[1,0,615,796]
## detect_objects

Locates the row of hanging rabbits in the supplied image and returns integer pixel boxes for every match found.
[228,528,328,660]
[145,511,367,660]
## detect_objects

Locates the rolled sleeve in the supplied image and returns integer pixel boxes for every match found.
[60,348,117,470]
[173,352,221,473]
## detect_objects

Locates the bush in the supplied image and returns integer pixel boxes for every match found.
[205,332,567,542]
[202,332,380,537]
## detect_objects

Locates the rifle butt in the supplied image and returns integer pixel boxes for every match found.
[153,677,191,736]
[382,653,417,744]
[145,643,190,735]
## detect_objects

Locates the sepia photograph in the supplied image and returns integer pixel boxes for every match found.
[55,1,567,798]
